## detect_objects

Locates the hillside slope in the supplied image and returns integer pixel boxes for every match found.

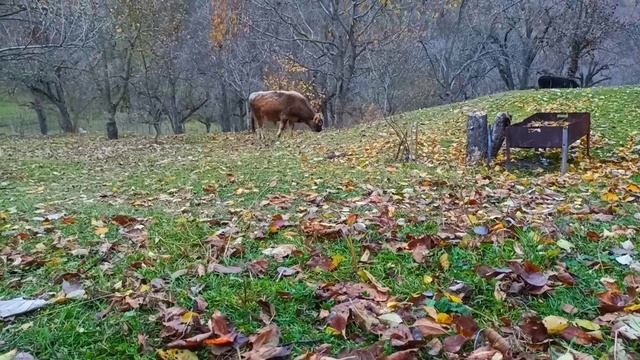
[0,87,639,359]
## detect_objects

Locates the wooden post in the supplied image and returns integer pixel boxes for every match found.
[489,112,512,159]
[466,112,488,164]
[561,127,569,175]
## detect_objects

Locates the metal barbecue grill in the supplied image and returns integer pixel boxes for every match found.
[505,112,591,174]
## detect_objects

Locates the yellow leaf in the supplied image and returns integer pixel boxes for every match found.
[624,303,640,312]
[331,255,345,270]
[156,349,199,360]
[626,183,640,193]
[435,313,453,324]
[139,284,151,293]
[424,306,438,319]
[574,319,600,331]
[467,214,478,224]
[444,292,462,304]
[357,269,390,292]
[325,326,342,336]
[0,212,7,221]
[542,315,569,335]
[601,191,619,203]
[386,301,400,310]
[181,311,198,323]
[439,253,450,271]
[423,275,433,285]
[581,173,595,182]
[94,227,109,236]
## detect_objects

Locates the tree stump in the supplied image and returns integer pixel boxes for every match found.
[489,112,511,160]
[466,112,488,164]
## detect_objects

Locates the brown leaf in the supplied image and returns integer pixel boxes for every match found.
[624,274,640,289]
[306,250,336,272]
[442,334,466,353]
[426,338,442,356]
[466,346,500,360]
[277,265,301,277]
[453,315,478,338]
[386,349,418,360]
[559,326,596,345]
[111,215,139,227]
[327,309,349,337]
[338,342,384,360]
[257,299,275,325]
[586,231,601,241]
[562,304,578,315]
[413,318,447,337]
[247,258,269,277]
[598,290,633,313]
[483,328,510,356]
[209,311,230,337]
[208,263,243,274]
[301,221,345,240]
[519,315,548,343]
[262,244,299,261]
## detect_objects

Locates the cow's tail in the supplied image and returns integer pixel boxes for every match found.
[247,95,256,133]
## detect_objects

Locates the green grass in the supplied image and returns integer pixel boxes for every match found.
[1,86,639,359]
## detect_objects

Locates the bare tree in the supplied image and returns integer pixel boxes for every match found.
[559,0,622,80]
[252,0,406,125]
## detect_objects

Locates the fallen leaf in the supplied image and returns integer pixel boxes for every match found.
[413,318,447,337]
[156,349,199,360]
[543,315,569,335]
[562,304,578,315]
[378,313,403,326]
[94,227,109,236]
[574,319,600,331]
[423,275,433,285]
[439,253,450,271]
[601,191,619,202]
[557,239,574,251]
[453,315,479,338]
[560,326,596,345]
[208,263,243,274]
[520,315,548,343]
[435,313,453,324]
[613,314,640,340]
[442,334,466,353]
[357,269,390,293]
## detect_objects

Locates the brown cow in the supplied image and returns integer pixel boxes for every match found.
[249,91,323,139]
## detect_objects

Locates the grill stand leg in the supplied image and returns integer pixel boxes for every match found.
[504,137,511,169]
[561,127,569,175]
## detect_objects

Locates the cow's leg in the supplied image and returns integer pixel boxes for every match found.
[289,122,295,137]
[276,116,288,139]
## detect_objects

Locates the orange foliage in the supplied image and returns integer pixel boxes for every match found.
[263,56,325,110]
[210,0,243,48]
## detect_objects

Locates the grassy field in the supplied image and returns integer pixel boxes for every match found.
[1,87,639,359]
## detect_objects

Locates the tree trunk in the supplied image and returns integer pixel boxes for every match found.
[466,111,488,164]
[153,123,161,143]
[32,94,48,136]
[54,101,75,133]
[106,119,118,139]
[567,43,581,79]
[489,112,511,159]
[172,120,185,134]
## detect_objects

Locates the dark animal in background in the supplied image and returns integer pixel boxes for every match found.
[537,75,580,89]
[249,90,323,140]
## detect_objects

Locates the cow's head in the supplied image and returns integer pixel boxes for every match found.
[309,113,324,132]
